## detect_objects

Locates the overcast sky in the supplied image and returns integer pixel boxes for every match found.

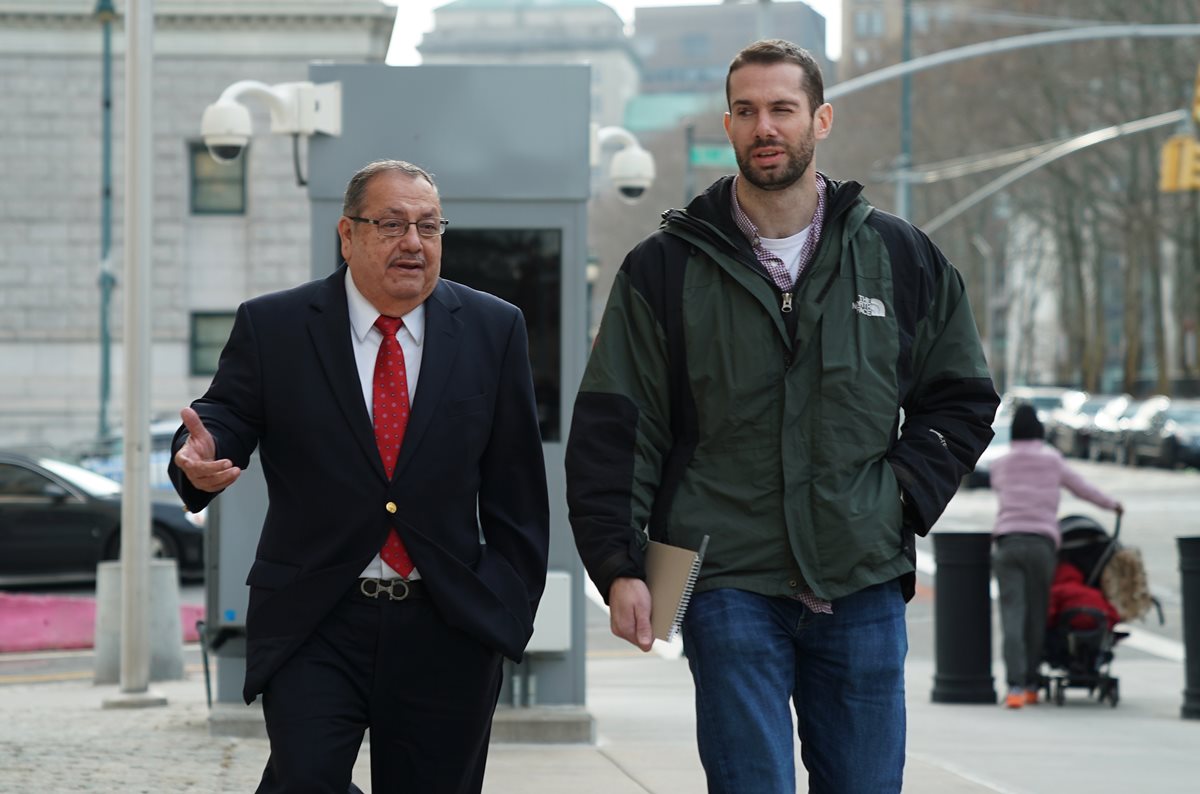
[384,1,843,65]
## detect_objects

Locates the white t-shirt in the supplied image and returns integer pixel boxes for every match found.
[759,226,811,286]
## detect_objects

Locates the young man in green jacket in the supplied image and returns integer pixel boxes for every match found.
[566,39,999,793]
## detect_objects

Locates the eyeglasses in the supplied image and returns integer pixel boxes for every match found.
[345,216,449,238]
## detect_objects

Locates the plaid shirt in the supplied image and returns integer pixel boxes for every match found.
[730,172,828,291]
[729,173,834,615]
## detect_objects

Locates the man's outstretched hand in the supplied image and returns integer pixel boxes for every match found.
[173,407,240,493]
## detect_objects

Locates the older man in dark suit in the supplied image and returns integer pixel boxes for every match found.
[170,159,549,794]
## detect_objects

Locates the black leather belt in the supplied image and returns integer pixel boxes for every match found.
[355,578,426,601]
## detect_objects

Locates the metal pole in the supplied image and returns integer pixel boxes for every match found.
[1179,536,1200,719]
[827,25,1200,102]
[755,0,771,42]
[895,0,912,220]
[97,0,115,443]
[684,123,695,205]
[104,0,164,708]
[921,109,1187,234]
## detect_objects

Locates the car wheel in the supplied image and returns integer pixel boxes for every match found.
[104,524,181,563]
[1162,441,1179,470]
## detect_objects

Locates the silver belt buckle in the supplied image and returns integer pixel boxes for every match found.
[360,578,411,601]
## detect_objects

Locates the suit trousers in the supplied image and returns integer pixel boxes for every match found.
[255,583,504,794]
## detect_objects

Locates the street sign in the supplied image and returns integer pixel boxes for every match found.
[689,142,737,169]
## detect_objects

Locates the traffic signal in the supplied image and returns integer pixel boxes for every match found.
[1160,135,1200,192]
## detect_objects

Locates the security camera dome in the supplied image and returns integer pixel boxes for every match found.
[609,146,655,206]
[200,101,253,164]
[207,143,246,163]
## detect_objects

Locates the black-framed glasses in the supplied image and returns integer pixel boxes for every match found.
[345,216,449,238]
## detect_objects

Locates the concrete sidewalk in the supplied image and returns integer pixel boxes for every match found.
[0,637,1197,792]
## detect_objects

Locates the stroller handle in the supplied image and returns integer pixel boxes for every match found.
[1112,511,1121,542]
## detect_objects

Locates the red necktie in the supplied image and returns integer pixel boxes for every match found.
[373,315,414,577]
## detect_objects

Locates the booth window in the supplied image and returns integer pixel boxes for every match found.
[441,229,563,441]
[189,141,246,215]
[190,312,236,376]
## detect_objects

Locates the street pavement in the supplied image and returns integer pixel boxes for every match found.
[1,587,1197,793]
[1,460,1197,792]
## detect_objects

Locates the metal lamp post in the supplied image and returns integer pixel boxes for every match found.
[96,0,116,444]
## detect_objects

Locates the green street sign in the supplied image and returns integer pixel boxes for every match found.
[690,143,738,169]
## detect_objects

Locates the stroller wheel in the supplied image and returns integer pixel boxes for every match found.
[1053,680,1066,706]
[1107,682,1120,708]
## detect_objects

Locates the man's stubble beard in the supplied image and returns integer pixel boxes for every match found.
[735,132,816,192]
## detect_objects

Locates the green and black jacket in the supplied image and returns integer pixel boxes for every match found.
[566,175,999,603]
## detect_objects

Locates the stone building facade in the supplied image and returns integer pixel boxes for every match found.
[416,0,639,130]
[0,0,393,450]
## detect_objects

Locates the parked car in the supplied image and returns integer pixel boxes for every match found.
[73,420,179,495]
[1088,396,1143,462]
[0,451,204,584]
[963,417,1012,489]
[1124,398,1200,469]
[1048,393,1128,459]
[1000,385,1075,423]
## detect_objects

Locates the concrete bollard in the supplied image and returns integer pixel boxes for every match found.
[1179,536,1200,720]
[930,531,997,704]
[93,559,185,684]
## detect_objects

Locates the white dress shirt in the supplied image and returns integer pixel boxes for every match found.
[345,268,426,580]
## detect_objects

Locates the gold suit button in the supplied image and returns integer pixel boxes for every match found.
[385,502,397,514]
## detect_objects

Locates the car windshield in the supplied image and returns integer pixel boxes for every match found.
[1027,396,1062,410]
[1080,397,1113,414]
[1168,407,1200,425]
[39,458,122,497]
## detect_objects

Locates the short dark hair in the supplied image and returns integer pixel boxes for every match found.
[726,39,825,116]
[342,160,437,217]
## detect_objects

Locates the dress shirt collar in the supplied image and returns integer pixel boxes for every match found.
[730,172,828,246]
[345,267,426,346]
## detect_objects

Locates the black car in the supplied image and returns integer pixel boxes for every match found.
[0,451,204,583]
[1124,399,1200,469]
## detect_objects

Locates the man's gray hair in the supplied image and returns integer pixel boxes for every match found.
[342,160,437,217]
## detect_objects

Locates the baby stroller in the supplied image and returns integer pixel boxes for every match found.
[1038,514,1162,707]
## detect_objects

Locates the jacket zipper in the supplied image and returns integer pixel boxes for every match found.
[781,292,793,313]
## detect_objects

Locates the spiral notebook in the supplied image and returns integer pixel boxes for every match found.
[646,535,710,642]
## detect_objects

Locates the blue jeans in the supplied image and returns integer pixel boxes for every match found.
[681,582,907,794]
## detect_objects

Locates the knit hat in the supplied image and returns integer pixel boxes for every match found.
[1010,403,1044,440]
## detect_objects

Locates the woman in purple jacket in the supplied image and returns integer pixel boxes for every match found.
[990,403,1124,709]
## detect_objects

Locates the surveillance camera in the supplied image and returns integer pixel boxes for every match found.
[200,101,252,164]
[609,145,656,205]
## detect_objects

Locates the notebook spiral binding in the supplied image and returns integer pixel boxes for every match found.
[666,535,709,643]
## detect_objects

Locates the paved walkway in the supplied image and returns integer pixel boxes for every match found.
[1,607,1197,793]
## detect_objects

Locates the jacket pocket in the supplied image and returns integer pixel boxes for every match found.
[245,559,301,590]
[817,301,899,457]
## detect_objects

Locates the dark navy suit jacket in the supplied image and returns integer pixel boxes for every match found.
[169,266,549,703]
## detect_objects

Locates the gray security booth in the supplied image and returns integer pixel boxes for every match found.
[205,64,594,740]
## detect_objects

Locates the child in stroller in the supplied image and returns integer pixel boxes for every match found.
[1038,514,1160,707]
